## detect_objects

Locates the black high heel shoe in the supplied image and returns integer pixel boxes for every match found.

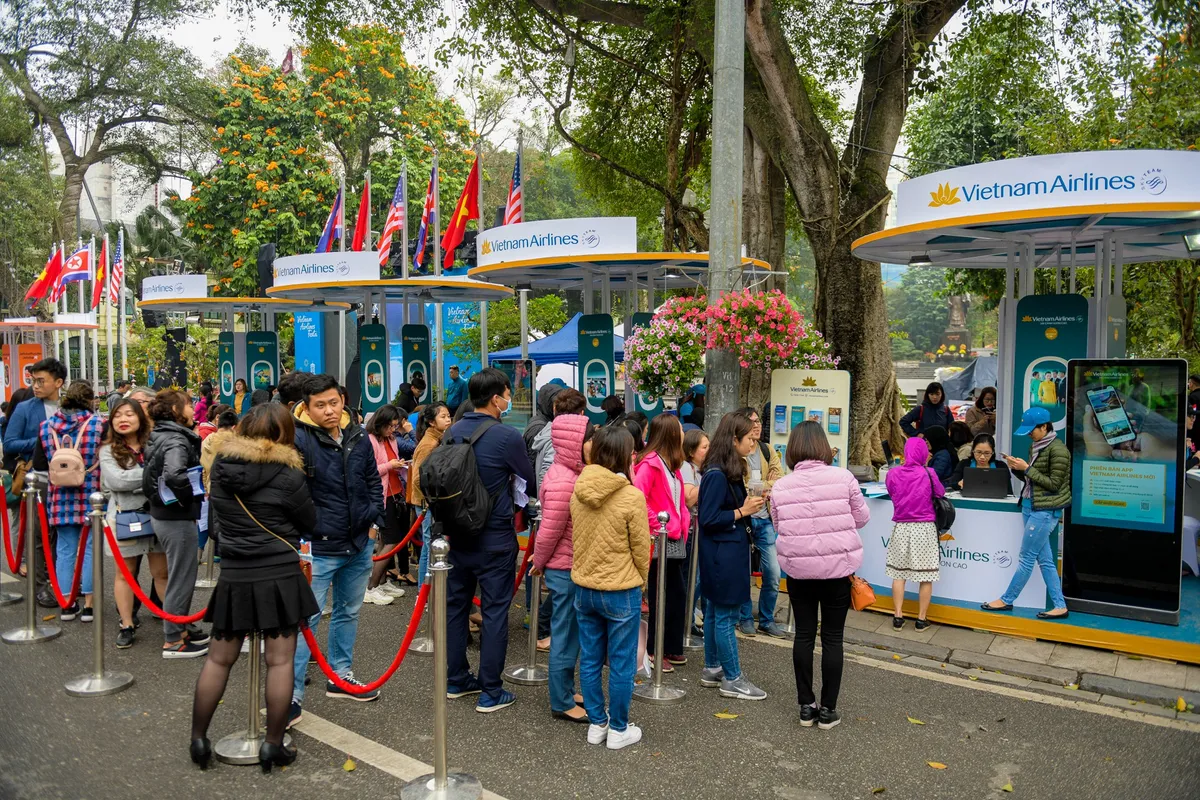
[190,737,212,771]
[259,740,298,773]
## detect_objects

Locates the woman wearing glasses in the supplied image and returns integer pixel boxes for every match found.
[947,433,1012,493]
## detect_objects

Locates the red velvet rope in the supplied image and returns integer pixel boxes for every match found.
[102,523,208,624]
[2,502,24,575]
[302,581,429,694]
[38,501,89,608]
[512,524,537,598]
[371,512,424,562]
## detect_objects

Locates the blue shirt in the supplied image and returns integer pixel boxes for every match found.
[445,376,468,410]
[445,412,535,552]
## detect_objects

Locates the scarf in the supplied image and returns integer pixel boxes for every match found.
[1023,429,1057,498]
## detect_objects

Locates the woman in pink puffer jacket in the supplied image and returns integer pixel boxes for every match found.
[533,411,592,723]
[768,421,869,730]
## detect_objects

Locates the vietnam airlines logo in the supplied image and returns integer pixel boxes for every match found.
[481,240,493,256]
[802,377,818,387]
[928,183,962,208]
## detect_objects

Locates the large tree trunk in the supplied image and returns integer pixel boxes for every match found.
[58,168,84,246]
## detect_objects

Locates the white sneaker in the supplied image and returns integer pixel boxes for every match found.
[363,587,395,606]
[379,582,406,598]
[606,724,642,750]
[586,723,609,745]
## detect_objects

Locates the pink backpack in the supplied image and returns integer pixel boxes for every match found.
[48,417,94,488]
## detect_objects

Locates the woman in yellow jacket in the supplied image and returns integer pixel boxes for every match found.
[570,425,650,751]
[408,402,451,585]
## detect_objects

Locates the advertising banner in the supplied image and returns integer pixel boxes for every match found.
[477,217,637,268]
[1011,294,1089,456]
[245,331,278,392]
[439,302,481,390]
[141,275,207,300]
[629,313,664,420]
[401,324,432,405]
[218,332,236,406]
[768,369,852,469]
[1107,295,1127,358]
[492,359,535,430]
[2,344,42,401]
[293,312,324,374]
[1064,359,1184,623]
[358,323,389,415]
[578,314,615,426]
[272,252,381,287]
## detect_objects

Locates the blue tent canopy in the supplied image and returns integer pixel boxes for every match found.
[488,312,624,366]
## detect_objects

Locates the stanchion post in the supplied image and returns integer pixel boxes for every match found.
[215,631,292,765]
[2,478,61,645]
[195,536,217,589]
[64,493,134,696]
[782,595,795,635]
[403,538,482,800]
[408,516,433,656]
[504,499,546,686]
[681,519,702,651]
[633,512,685,705]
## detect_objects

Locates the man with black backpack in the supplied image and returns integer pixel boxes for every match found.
[425,367,534,713]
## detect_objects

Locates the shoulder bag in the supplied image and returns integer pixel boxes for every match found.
[114,508,155,541]
[849,574,876,612]
[928,469,956,533]
[236,496,312,583]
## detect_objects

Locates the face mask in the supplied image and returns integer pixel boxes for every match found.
[498,396,512,418]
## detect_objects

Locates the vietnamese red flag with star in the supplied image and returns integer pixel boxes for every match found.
[440,156,479,271]
[91,238,107,309]
[25,246,62,307]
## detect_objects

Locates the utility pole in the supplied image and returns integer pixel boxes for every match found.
[704,0,746,434]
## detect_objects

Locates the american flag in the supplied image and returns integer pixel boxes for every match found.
[503,149,523,225]
[109,233,124,304]
[412,162,437,272]
[376,173,406,268]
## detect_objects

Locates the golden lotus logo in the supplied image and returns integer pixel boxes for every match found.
[412,343,419,350]
[592,338,600,347]
[939,532,955,542]
[928,183,962,207]
[258,346,265,353]
[1045,327,1058,341]
[481,239,493,256]
[1021,315,1033,322]
[802,377,818,387]
[370,343,376,350]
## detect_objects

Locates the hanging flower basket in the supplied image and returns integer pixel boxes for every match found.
[623,315,706,401]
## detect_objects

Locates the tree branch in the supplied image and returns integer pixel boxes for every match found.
[530,0,653,30]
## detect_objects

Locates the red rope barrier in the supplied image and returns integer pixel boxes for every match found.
[103,523,208,624]
[371,512,424,562]
[38,501,89,608]
[302,581,429,694]
[2,502,24,575]
[512,525,536,598]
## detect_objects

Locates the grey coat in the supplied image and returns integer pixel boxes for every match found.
[99,444,148,514]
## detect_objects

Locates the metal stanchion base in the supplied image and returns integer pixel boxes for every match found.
[401,772,483,800]
[214,731,293,766]
[502,664,548,685]
[0,590,21,606]
[409,636,434,655]
[2,624,62,644]
[194,576,218,589]
[682,633,703,651]
[64,670,134,697]
[632,683,686,705]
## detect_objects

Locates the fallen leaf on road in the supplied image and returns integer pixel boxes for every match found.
[906,716,926,725]
[892,654,902,660]
[968,675,978,681]
[1176,697,1187,712]
[714,710,739,720]
[1126,655,1142,660]
[871,788,886,795]
[42,614,55,621]
[343,758,356,772]
[926,761,947,770]
[1064,684,1079,690]
[1001,783,1014,792]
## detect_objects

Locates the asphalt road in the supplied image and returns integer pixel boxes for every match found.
[1,578,1197,800]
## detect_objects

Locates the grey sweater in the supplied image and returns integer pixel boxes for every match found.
[99,444,148,515]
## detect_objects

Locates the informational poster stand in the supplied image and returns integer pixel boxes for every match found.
[1011,294,1089,455]
[1064,358,1185,624]
[401,324,431,405]
[358,323,389,415]
[293,311,325,374]
[578,314,615,426]
[492,359,535,430]
[245,332,279,392]
[218,332,236,406]
[768,369,852,469]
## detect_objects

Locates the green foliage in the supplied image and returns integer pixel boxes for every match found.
[443,294,569,367]
[885,269,950,355]
[0,86,59,301]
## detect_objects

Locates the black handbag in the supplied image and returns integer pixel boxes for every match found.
[928,470,956,533]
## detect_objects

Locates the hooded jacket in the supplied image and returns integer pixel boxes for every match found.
[38,410,104,526]
[531,421,556,486]
[632,451,692,546]
[209,435,317,569]
[770,460,868,580]
[143,420,203,521]
[569,464,651,591]
[885,437,945,523]
[292,403,384,557]
[523,384,564,483]
[533,414,589,572]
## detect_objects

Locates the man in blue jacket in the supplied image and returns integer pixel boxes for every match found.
[444,367,535,713]
[288,373,385,727]
[3,357,66,608]
[445,365,468,415]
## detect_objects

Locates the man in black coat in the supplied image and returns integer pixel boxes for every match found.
[288,373,385,724]
[395,376,426,414]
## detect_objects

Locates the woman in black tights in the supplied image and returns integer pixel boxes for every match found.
[190,403,318,772]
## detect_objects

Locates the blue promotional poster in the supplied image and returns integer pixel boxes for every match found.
[1011,294,1089,455]
[293,312,324,374]
[218,332,236,406]
[578,314,615,426]
[245,332,279,391]
[401,324,432,405]
[435,302,481,389]
[358,323,389,414]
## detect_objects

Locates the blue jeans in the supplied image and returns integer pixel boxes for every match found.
[54,524,93,597]
[293,546,373,702]
[704,600,741,680]
[543,568,580,712]
[575,586,640,732]
[740,516,780,627]
[1001,501,1068,609]
[417,510,432,585]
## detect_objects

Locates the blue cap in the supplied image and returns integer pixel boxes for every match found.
[548,378,568,387]
[1015,406,1051,436]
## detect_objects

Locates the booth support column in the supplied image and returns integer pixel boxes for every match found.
[519,289,529,360]
[601,273,611,315]
[583,272,594,315]
[996,245,1017,457]
[337,311,346,384]
[623,288,634,411]
[480,302,488,365]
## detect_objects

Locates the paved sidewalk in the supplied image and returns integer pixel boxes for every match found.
[831,607,1200,718]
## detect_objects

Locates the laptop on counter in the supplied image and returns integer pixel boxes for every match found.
[961,468,1011,500]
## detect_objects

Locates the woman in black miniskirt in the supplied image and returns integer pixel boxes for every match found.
[189,403,318,772]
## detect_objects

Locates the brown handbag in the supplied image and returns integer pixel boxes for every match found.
[849,574,876,612]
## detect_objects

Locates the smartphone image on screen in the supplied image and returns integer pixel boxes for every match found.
[828,407,842,435]
[790,406,806,429]
[1086,385,1137,445]
[774,405,787,435]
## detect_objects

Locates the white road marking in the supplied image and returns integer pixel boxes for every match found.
[741,632,1200,733]
[292,711,511,799]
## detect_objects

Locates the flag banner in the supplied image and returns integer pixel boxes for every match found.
[91,239,107,310]
[412,163,437,272]
[376,173,406,268]
[53,247,89,300]
[316,188,344,253]
[504,148,523,225]
[351,180,370,252]
[109,234,124,304]
[441,157,479,270]
[25,247,61,306]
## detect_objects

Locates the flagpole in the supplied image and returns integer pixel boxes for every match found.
[365,169,371,248]
[79,237,88,382]
[89,236,99,387]
[104,233,114,391]
[337,172,346,383]
[477,135,488,372]
[401,161,409,326]
[118,229,127,381]
[431,152,443,400]
[49,244,60,361]
[61,240,71,382]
